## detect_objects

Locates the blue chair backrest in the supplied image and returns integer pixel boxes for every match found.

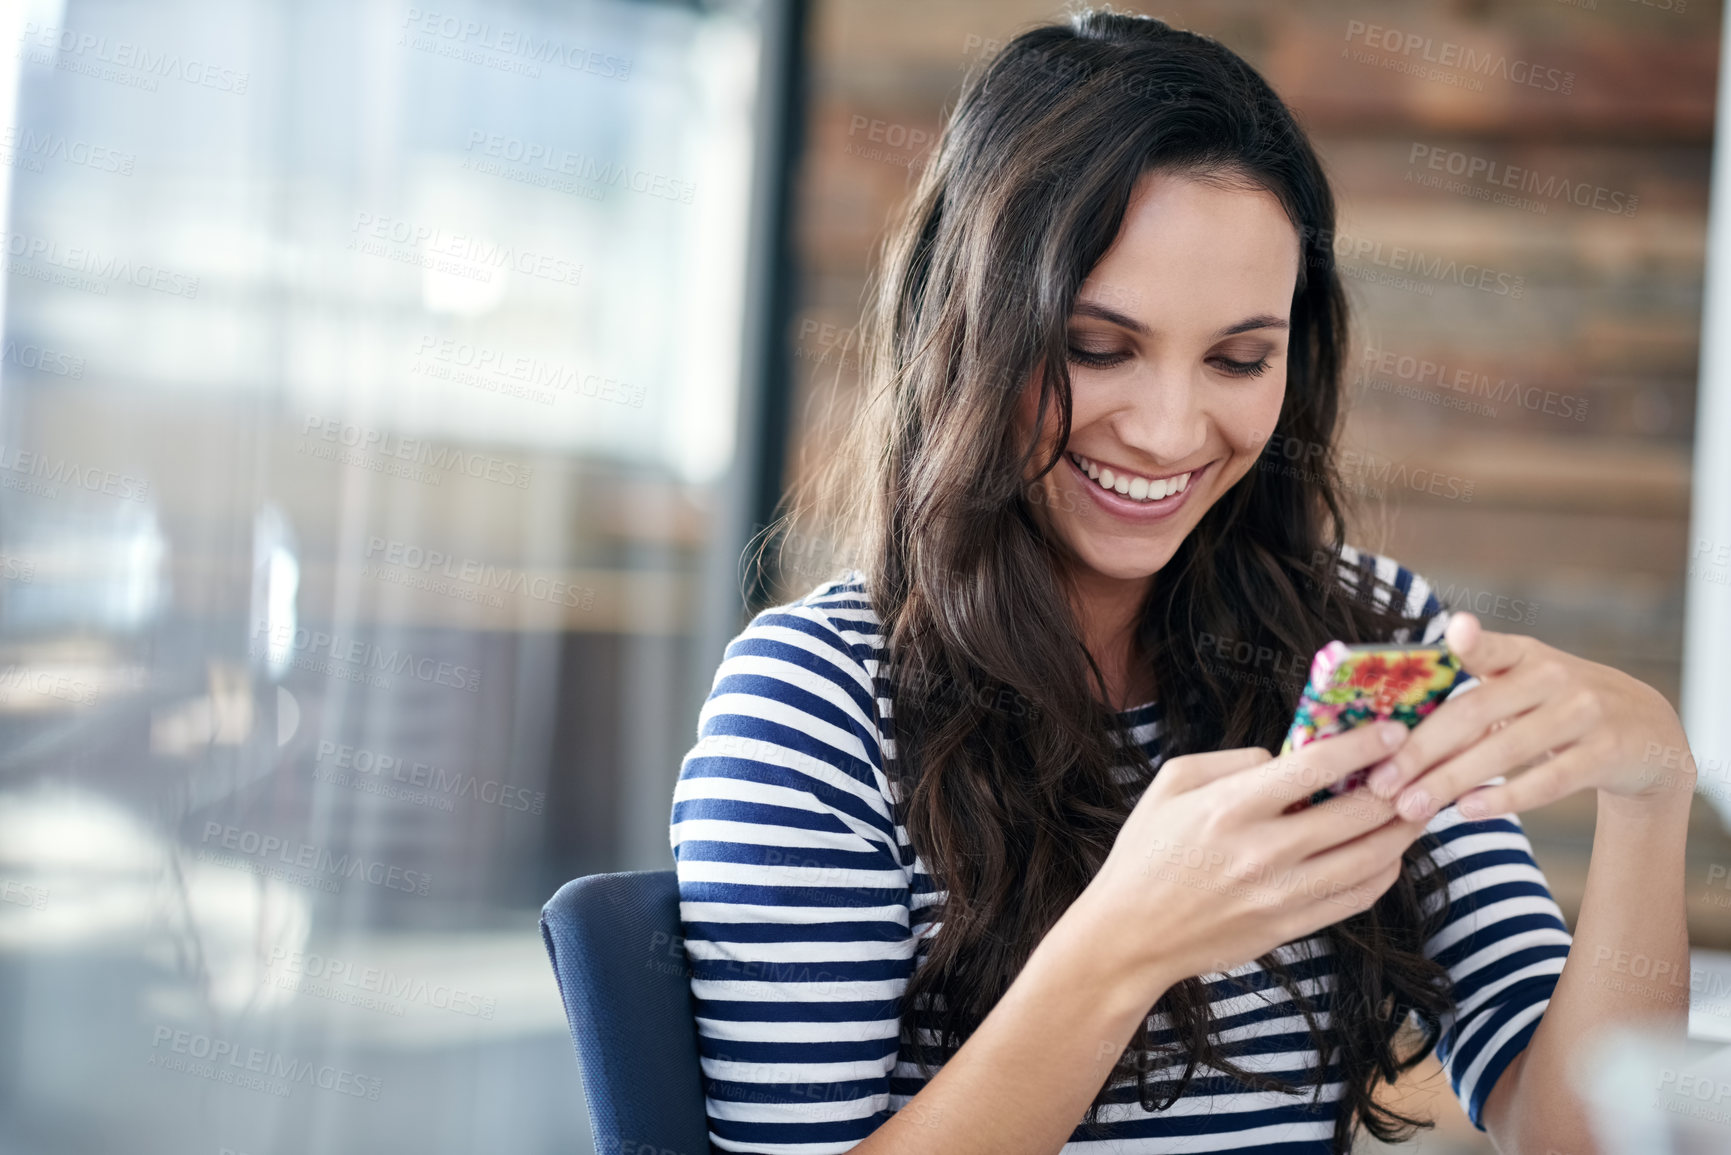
[541,870,712,1155]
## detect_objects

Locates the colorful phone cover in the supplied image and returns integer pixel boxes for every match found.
[1280,641,1464,808]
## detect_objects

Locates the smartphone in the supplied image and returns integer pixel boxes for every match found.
[1279,640,1465,811]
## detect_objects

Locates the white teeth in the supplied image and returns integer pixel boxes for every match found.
[1070,453,1192,504]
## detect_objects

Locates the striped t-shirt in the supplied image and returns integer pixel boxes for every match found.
[668,545,1572,1153]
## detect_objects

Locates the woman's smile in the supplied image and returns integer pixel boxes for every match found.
[1064,451,1214,522]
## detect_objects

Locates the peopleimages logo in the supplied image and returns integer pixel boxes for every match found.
[411,335,644,408]
[1,339,85,378]
[1356,346,1589,421]
[399,7,632,80]
[0,665,98,707]
[462,130,696,204]
[148,1027,382,1100]
[19,22,252,93]
[1408,144,1637,217]
[0,443,150,501]
[0,229,200,298]
[1342,20,1575,94]
[248,617,483,694]
[265,946,497,1018]
[349,212,583,287]
[198,822,432,895]
[0,126,134,175]
[1300,226,1526,298]
[315,739,545,814]
[0,879,49,910]
[362,536,595,610]
[299,415,533,489]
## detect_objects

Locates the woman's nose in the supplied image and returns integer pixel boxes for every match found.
[1108,364,1210,464]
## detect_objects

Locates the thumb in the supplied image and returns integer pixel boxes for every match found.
[1443,610,1524,678]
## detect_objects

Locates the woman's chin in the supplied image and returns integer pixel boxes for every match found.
[1064,536,1181,584]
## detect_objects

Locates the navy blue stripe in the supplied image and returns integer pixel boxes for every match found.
[680,879,911,912]
[685,919,911,945]
[1441,972,1561,1075]
[707,1110,892,1146]
[1433,913,1570,972]
[684,721,895,845]
[670,557,1572,1151]
[702,1038,901,1066]
[670,796,859,837]
[1464,1003,1548,1128]
[695,997,901,1023]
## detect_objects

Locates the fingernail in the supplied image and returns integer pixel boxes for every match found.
[1366,759,1401,796]
[1457,789,1499,820]
[1378,722,1407,748]
[1397,787,1432,821]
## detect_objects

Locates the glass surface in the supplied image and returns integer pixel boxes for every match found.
[0,0,772,1151]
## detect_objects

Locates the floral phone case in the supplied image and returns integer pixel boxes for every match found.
[1280,641,1465,810]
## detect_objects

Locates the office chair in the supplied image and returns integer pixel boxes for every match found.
[541,870,713,1155]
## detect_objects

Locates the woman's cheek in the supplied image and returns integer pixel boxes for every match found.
[1258,375,1288,427]
[1229,383,1287,455]
[1025,473,1076,521]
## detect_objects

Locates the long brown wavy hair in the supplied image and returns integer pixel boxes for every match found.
[771,10,1456,1152]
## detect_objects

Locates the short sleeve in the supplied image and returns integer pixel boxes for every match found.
[1420,805,1572,1127]
[1340,545,1573,1127]
[668,591,916,1154]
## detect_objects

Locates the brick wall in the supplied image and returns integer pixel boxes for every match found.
[780,5,1727,1145]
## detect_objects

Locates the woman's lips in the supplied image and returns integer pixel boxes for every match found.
[1065,453,1212,523]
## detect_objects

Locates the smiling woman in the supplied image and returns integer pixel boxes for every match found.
[1015,171,1298,709]
[669,8,1692,1155]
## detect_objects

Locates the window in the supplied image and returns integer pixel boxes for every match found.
[0,0,789,1150]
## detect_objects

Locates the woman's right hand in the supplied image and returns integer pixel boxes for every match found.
[1079,721,1429,990]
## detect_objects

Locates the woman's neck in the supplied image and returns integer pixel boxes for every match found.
[1065,565,1158,712]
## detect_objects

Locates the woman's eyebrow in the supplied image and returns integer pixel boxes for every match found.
[1213,313,1289,338]
[1071,299,1289,340]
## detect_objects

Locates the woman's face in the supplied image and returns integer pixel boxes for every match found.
[1016,169,1300,586]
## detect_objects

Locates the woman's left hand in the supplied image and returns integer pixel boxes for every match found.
[1361,611,1695,820]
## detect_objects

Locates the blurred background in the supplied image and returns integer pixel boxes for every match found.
[0,1,1726,1153]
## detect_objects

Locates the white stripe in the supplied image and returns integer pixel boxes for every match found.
[678,858,907,892]
[701,686,873,769]
[1426,894,1572,958]
[710,1094,887,1126]
[713,631,857,683]
[712,1137,863,1155]
[679,899,909,925]
[675,550,1571,1151]
[1456,997,1549,1112]
[693,978,908,1002]
[1071,1118,1333,1153]
[703,1056,894,1087]
[1451,956,1573,1022]
[698,1016,897,1045]
[685,939,916,968]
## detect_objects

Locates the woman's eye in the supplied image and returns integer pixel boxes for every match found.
[1216,356,1271,378]
[1064,346,1274,375]
[1066,346,1129,368]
